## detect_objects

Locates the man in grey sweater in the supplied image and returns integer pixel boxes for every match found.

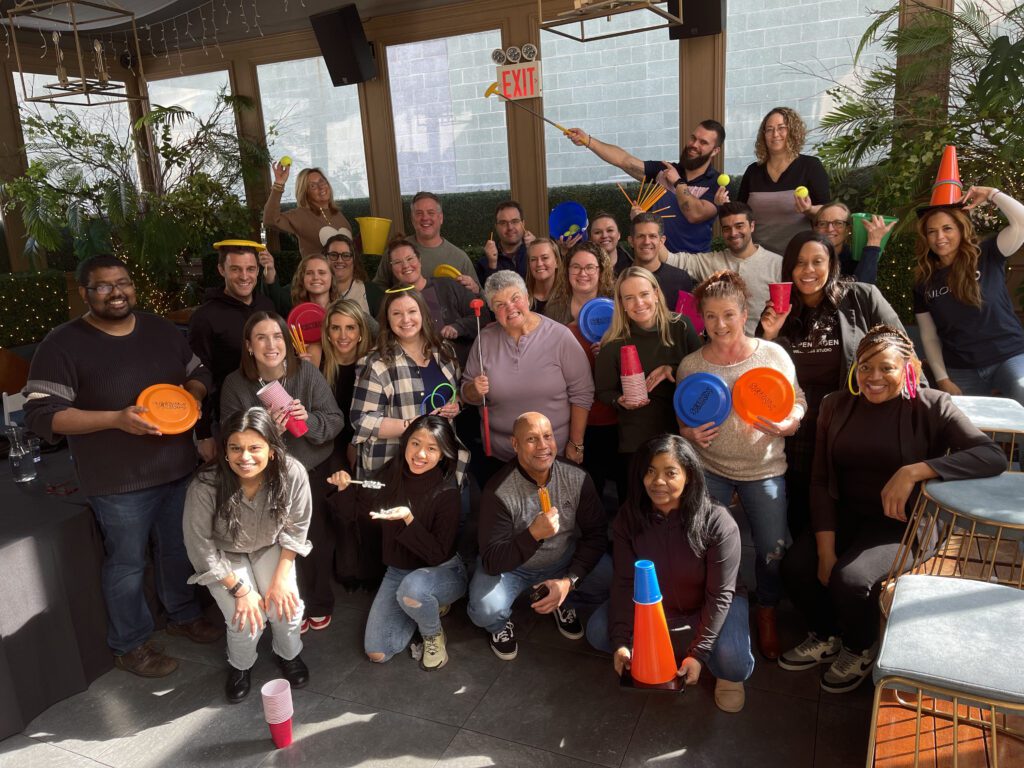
[467,412,610,661]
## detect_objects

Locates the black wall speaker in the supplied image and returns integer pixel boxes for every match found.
[667,0,725,40]
[309,4,377,86]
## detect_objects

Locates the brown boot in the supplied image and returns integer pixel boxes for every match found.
[756,606,780,660]
[115,640,178,678]
[167,616,224,644]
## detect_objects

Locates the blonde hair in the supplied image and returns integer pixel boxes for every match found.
[295,167,339,215]
[603,266,675,347]
[320,299,374,388]
[291,254,339,306]
[914,207,982,308]
[754,107,807,164]
[526,238,563,306]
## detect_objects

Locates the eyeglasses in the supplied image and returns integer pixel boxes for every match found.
[569,264,599,274]
[497,218,522,227]
[327,251,354,262]
[389,257,418,268]
[815,219,849,231]
[86,279,134,295]
[763,125,788,135]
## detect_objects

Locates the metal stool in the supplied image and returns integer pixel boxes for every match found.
[867,575,1024,767]
[952,395,1024,467]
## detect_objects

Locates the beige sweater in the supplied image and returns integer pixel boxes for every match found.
[263,187,352,256]
[676,339,806,481]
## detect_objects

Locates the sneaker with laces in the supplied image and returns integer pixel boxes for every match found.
[489,620,517,660]
[779,633,842,671]
[420,630,448,671]
[821,645,876,693]
[553,606,584,640]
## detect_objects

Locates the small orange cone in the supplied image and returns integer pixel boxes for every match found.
[630,560,677,685]
[928,145,962,207]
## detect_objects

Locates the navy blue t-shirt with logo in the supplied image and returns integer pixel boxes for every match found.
[641,161,718,254]
[912,237,1024,369]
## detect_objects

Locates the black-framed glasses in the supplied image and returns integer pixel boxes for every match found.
[815,219,849,231]
[327,251,354,262]
[86,279,134,295]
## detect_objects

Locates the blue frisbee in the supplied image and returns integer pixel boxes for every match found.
[578,297,615,344]
[673,373,731,428]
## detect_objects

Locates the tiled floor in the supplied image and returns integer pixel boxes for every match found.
[0,579,873,768]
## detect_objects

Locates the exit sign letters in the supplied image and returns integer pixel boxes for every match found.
[497,61,542,100]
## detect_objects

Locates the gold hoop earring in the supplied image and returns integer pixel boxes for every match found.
[847,363,861,396]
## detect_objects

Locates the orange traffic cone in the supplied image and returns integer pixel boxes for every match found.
[918,145,964,217]
[630,560,677,685]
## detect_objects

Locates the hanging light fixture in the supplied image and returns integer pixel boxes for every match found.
[3,1,146,107]
[538,0,683,43]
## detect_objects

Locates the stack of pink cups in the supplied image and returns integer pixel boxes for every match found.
[620,345,648,405]
[256,380,308,437]
[261,678,295,748]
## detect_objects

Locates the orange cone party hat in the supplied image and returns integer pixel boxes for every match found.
[630,560,677,685]
[917,145,964,217]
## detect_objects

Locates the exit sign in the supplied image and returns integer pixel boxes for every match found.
[497,61,542,100]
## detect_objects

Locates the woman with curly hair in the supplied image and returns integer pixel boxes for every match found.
[264,165,352,257]
[544,241,615,325]
[183,407,313,702]
[736,107,830,255]
[913,186,1024,405]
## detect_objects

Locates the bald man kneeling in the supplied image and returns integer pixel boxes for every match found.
[467,412,611,660]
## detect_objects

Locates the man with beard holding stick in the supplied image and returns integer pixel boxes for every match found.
[565,121,725,254]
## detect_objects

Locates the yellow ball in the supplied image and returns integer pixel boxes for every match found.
[280,156,292,167]
[717,174,730,187]
[568,224,580,234]
[794,185,809,199]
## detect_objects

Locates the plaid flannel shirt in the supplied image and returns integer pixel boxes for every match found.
[350,346,468,481]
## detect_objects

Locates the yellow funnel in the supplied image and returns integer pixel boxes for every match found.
[356,216,392,255]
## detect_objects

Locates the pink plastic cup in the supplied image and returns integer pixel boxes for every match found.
[268,719,293,748]
[674,290,704,334]
[256,381,308,437]
[768,282,792,314]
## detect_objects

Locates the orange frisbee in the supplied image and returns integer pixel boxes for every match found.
[136,384,199,434]
[731,368,795,425]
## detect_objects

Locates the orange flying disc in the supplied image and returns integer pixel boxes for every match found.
[136,384,199,434]
[731,368,795,425]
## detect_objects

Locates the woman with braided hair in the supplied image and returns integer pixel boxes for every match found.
[778,325,1005,694]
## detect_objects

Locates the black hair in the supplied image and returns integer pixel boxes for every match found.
[698,119,726,147]
[780,230,849,311]
[717,201,755,223]
[621,435,714,556]
[77,254,130,287]
[378,414,459,508]
[197,407,291,546]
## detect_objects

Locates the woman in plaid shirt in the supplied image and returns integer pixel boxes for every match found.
[351,288,466,481]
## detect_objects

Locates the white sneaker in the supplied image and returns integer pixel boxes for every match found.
[821,645,876,693]
[779,633,841,671]
[420,630,448,671]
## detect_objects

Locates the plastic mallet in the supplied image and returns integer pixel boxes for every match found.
[484,82,570,135]
[469,298,492,456]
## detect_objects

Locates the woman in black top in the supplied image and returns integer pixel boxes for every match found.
[329,415,465,672]
[737,107,829,255]
[778,326,1004,694]
[759,231,905,536]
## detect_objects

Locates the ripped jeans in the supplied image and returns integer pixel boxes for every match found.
[704,472,789,607]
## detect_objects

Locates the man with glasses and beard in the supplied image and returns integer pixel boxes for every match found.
[566,120,725,253]
[25,255,222,678]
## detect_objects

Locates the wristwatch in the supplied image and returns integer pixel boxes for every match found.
[227,579,246,597]
[566,573,580,592]
[674,179,691,195]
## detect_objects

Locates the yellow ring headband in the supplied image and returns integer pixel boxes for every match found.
[384,284,415,294]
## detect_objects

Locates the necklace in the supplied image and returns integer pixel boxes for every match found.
[257,360,288,389]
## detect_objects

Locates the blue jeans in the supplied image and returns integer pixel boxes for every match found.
[948,352,1024,407]
[704,472,789,607]
[585,594,755,682]
[88,475,201,655]
[467,550,613,634]
[364,555,467,661]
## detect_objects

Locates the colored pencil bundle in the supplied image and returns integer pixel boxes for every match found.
[288,324,307,356]
[616,179,675,218]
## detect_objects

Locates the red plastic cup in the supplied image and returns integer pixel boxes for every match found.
[268,718,293,748]
[768,282,792,314]
[674,290,704,334]
[256,381,308,437]
[620,345,643,377]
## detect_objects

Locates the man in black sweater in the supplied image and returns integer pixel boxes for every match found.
[25,255,222,678]
[188,242,274,460]
[467,412,610,661]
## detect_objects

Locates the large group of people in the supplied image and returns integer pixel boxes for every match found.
[22,105,1021,719]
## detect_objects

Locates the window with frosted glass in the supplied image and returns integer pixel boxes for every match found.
[386,30,510,196]
[256,57,369,203]
[541,15,680,188]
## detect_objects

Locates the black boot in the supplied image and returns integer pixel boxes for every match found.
[273,653,309,688]
[225,667,251,703]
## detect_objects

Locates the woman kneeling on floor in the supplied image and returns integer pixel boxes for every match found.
[779,325,1005,693]
[329,415,466,671]
[586,435,755,712]
[183,407,313,703]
